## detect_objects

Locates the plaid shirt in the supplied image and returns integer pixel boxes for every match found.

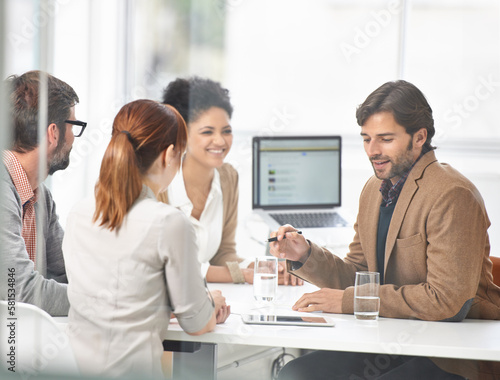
[379,147,430,207]
[380,172,411,208]
[3,151,39,262]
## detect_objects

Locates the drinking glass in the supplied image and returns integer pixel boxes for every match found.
[253,257,278,302]
[354,271,380,321]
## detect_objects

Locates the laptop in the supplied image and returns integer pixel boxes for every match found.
[252,135,352,248]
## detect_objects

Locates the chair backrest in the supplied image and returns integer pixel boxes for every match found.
[491,256,500,287]
[0,301,79,377]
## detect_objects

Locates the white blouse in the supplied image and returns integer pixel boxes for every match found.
[167,165,223,277]
[63,186,213,378]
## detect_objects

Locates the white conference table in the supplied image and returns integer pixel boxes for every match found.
[163,282,500,378]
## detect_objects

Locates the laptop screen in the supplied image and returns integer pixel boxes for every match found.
[252,136,342,209]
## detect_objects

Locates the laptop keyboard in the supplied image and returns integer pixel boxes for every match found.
[269,212,348,228]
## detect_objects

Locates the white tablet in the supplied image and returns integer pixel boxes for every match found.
[241,314,335,327]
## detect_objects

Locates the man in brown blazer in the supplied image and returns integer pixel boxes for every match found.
[270,80,500,379]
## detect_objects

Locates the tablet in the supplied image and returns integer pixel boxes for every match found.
[241,314,335,327]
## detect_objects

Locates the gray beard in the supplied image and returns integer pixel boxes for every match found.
[48,144,71,175]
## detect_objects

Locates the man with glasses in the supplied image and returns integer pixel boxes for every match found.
[1,70,85,316]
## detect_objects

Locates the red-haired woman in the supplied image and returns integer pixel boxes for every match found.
[63,99,229,378]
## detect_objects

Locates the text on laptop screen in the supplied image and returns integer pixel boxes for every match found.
[253,136,341,208]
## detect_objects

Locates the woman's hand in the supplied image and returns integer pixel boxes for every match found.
[242,267,254,284]
[243,261,303,285]
[210,290,231,324]
[278,261,304,286]
[243,254,304,285]
[216,304,231,323]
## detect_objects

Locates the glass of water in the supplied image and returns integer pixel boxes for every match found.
[354,271,380,321]
[253,256,278,302]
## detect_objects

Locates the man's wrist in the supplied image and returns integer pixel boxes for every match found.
[289,242,312,271]
[298,240,312,264]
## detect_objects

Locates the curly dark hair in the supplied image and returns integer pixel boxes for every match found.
[161,76,233,124]
[356,80,435,151]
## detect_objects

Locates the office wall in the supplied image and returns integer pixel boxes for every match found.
[3,0,500,256]
[222,0,500,255]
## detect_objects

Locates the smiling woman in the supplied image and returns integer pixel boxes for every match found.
[157,77,255,284]
[157,77,303,286]
[184,106,234,186]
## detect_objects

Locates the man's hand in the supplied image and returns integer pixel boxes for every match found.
[292,288,344,313]
[269,224,310,263]
[278,261,304,286]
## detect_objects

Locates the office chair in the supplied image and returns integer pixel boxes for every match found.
[0,300,79,377]
[490,256,500,287]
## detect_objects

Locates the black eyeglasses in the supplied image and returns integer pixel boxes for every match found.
[65,120,87,137]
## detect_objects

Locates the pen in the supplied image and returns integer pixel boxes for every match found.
[267,231,302,243]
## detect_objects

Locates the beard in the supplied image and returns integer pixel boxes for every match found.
[371,139,415,181]
[48,139,71,175]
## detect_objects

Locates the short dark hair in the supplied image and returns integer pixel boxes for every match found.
[161,76,233,124]
[7,70,79,153]
[356,80,435,150]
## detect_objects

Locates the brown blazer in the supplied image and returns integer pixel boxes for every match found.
[157,163,243,266]
[291,150,500,321]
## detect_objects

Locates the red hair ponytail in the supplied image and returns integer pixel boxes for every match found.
[93,100,187,231]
